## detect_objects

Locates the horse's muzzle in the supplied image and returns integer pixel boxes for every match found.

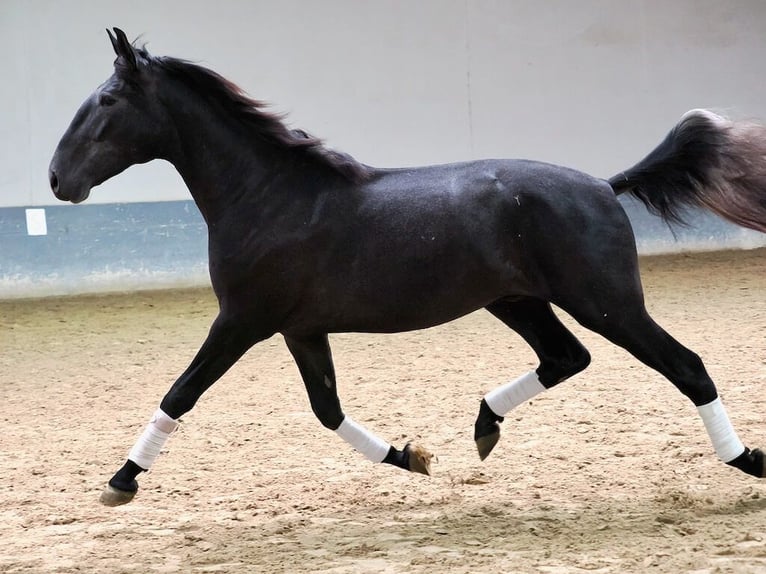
[48,166,90,204]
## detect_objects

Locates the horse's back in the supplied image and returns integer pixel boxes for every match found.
[364,158,619,220]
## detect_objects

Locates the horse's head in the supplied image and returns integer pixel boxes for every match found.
[49,28,173,203]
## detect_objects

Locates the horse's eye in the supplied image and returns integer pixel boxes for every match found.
[99,93,117,107]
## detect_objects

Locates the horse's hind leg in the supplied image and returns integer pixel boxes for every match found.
[562,298,765,478]
[475,297,591,459]
[284,333,434,475]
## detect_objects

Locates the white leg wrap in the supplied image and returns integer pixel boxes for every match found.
[127,409,179,470]
[335,416,390,463]
[697,397,745,463]
[484,371,546,417]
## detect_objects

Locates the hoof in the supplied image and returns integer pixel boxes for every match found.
[476,430,500,461]
[405,443,434,476]
[100,484,137,507]
[752,448,766,478]
[727,447,766,478]
[474,398,503,461]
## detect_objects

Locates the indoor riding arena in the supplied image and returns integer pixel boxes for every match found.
[2,2,766,573]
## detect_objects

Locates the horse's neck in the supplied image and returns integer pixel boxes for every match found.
[164,96,280,224]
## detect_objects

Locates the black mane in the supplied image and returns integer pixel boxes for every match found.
[138,50,371,184]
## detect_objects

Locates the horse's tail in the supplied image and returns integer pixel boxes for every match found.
[608,109,766,233]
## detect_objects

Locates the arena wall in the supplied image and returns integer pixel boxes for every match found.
[2,1,764,297]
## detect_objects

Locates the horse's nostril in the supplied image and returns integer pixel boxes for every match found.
[49,170,59,192]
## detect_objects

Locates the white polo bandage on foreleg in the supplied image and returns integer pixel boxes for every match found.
[335,416,391,463]
[127,409,179,470]
[697,397,745,462]
[484,370,547,417]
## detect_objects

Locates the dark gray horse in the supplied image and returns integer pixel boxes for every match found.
[49,29,766,506]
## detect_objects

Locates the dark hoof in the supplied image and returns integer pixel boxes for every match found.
[474,398,503,461]
[405,443,434,476]
[100,483,137,506]
[476,431,500,461]
[727,447,766,478]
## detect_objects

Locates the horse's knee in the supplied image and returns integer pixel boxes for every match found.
[309,398,344,430]
[538,342,591,388]
[564,343,591,377]
[160,389,196,419]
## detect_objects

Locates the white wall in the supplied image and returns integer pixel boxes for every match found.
[2,0,766,208]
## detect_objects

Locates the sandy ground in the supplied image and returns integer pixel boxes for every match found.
[1,249,765,574]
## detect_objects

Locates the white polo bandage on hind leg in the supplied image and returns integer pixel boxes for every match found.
[697,397,745,463]
[484,370,547,417]
[127,409,179,470]
[335,416,391,463]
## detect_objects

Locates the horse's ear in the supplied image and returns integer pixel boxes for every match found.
[107,27,138,72]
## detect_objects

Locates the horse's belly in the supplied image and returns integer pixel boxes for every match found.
[333,299,490,334]
[286,269,521,336]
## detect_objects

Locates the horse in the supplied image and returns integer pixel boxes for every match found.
[49,28,766,507]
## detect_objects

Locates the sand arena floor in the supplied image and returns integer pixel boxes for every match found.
[1,249,765,573]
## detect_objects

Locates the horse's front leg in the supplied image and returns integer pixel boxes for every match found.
[101,313,271,506]
[284,333,434,475]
